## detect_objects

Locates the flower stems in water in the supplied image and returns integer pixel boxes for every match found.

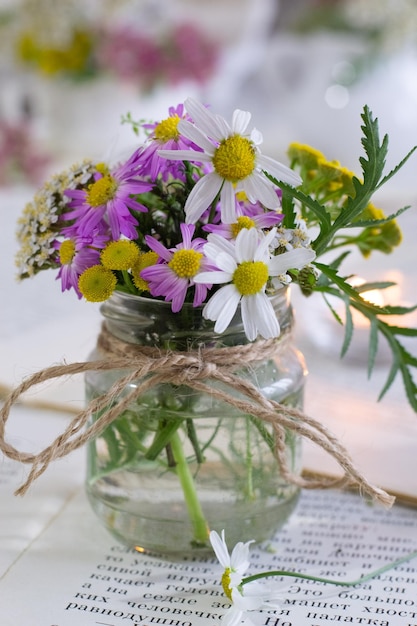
[169,429,209,546]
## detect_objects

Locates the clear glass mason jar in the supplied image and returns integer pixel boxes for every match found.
[85,288,306,555]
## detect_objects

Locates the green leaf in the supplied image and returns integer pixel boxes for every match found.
[341,299,354,358]
[334,107,388,225]
[386,326,417,337]
[346,205,411,228]
[378,359,399,401]
[355,281,397,293]
[368,317,379,378]
[323,294,344,325]
[311,106,391,256]
[373,320,417,410]
[379,304,417,316]
[376,145,417,190]
[310,268,417,410]
[280,187,297,228]
[314,262,388,314]
[266,175,332,230]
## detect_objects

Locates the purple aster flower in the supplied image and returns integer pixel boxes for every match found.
[141,223,213,312]
[63,155,152,240]
[54,230,109,298]
[139,104,204,181]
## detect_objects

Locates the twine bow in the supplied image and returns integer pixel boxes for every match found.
[0,323,395,507]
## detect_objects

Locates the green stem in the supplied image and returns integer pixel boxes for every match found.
[170,430,209,546]
[245,417,254,499]
[186,418,205,464]
[145,419,183,460]
[242,549,417,588]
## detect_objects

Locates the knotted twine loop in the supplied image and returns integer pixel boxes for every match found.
[0,323,395,507]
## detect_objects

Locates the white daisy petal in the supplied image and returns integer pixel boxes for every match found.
[158,148,212,162]
[203,284,241,334]
[250,127,263,145]
[229,540,252,573]
[243,172,281,210]
[214,112,233,138]
[206,233,237,257]
[209,530,231,568]
[213,293,241,334]
[203,249,236,275]
[257,153,302,187]
[177,120,216,154]
[184,172,223,224]
[210,251,237,274]
[184,97,227,142]
[222,607,244,626]
[232,588,264,611]
[231,109,251,135]
[194,270,232,284]
[220,181,238,224]
[252,292,281,339]
[241,296,257,342]
[268,247,316,276]
[235,227,259,263]
[254,228,277,262]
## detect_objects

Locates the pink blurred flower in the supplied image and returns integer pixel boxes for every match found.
[0,119,49,185]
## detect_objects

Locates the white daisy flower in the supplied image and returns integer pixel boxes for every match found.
[194,227,316,341]
[210,530,281,626]
[158,97,302,225]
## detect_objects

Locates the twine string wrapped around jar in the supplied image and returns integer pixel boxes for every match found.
[0,322,395,508]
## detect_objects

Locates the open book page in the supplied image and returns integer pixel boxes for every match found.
[1,473,417,625]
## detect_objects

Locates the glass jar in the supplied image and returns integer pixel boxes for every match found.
[85,288,306,555]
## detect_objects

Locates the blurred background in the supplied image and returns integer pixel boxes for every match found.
[1,0,417,494]
[0,0,416,188]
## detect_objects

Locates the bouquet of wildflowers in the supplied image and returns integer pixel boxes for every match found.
[16,98,315,342]
[16,97,417,408]
[9,96,417,550]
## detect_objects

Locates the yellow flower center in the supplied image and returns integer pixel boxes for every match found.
[235,190,249,203]
[101,240,140,270]
[168,249,203,278]
[154,115,180,142]
[213,135,256,182]
[230,216,256,238]
[59,239,76,265]
[78,265,117,302]
[233,261,269,296]
[96,162,110,176]
[86,175,118,207]
[221,568,233,601]
[132,251,159,291]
